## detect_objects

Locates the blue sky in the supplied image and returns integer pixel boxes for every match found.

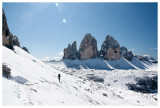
[3,3,157,60]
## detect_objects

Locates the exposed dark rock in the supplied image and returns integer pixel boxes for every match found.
[150,57,156,61]
[22,46,30,53]
[3,9,11,48]
[114,80,118,82]
[10,34,20,47]
[79,33,98,60]
[152,61,158,63]
[126,76,157,93]
[87,75,104,82]
[100,35,120,60]
[63,41,78,60]
[2,9,20,49]
[2,9,10,37]
[134,55,150,61]
[134,55,144,61]
[32,60,36,62]
[143,56,149,61]
[102,93,108,97]
[120,46,133,61]
[49,60,56,62]
[71,41,78,59]
[2,64,11,78]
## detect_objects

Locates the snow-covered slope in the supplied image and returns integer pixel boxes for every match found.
[105,57,138,69]
[2,46,157,105]
[48,57,150,70]
[52,59,113,70]
[141,60,153,67]
[130,57,147,69]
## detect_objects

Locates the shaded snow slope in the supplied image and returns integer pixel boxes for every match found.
[141,60,153,67]
[105,57,137,69]
[61,59,112,69]
[130,57,147,69]
[48,57,150,70]
[2,46,157,105]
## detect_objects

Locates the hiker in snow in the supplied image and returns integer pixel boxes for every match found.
[58,74,61,82]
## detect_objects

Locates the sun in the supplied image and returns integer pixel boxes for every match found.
[62,19,66,23]
[55,3,58,8]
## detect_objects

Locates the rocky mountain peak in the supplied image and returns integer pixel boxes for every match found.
[103,35,119,48]
[100,35,120,60]
[79,33,98,60]
[2,9,20,49]
[120,46,133,61]
[63,41,78,60]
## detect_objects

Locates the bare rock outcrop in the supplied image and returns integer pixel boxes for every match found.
[2,9,10,37]
[63,41,78,60]
[22,46,30,53]
[134,55,150,61]
[100,35,120,60]
[126,76,157,93]
[120,46,133,61]
[79,33,98,60]
[2,9,20,49]
[3,9,11,48]
[10,34,20,47]
[2,64,11,78]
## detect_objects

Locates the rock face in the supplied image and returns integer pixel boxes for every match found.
[10,34,20,47]
[2,9,20,49]
[100,35,120,60]
[63,41,78,60]
[22,46,30,53]
[120,47,133,61]
[79,33,98,60]
[135,55,149,61]
[135,55,144,61]
[126,76,157,93]
[2,64,11,78]
[3,9,11,48]
[2,9,10,38]
[63,34,135,61]
[143,56,149,61]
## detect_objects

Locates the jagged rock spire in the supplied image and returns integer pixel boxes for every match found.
[63,41,78,60]
[79,33,98,60]
[100,35,120,60]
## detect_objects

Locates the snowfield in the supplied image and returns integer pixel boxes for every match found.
[2,46,158,105]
